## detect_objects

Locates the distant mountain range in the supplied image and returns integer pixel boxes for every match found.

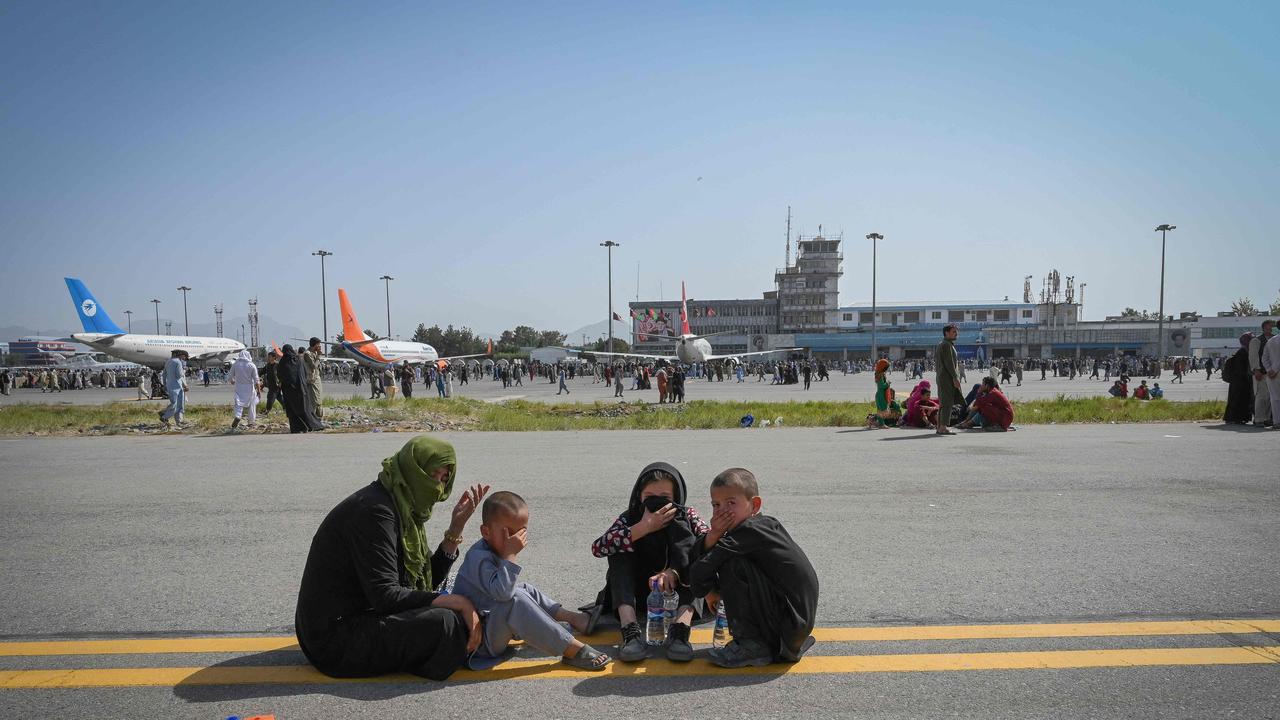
[562,318,632,346]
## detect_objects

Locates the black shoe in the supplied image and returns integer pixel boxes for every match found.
[618,622,647,663]
[664,622,693,662]
[709,638,772,668]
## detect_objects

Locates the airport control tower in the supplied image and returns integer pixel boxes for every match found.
[775,229,843,333]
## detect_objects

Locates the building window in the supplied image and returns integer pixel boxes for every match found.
[948,310,964,322]
[994,310,1010,321]
[903,311,920,323]
[859,312,874,323]
[975,311,988,322]
[843,313,853,321]
[1021,309,1033,318]
[931,311,942,320]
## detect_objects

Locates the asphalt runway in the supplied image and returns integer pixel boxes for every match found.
[0,369,1229,407]
[0,424,1276,718]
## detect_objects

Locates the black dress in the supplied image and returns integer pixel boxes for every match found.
[689,514,819,662]
[278,348,323,432]
[295,482,466,680]
[1222,348,1253,424]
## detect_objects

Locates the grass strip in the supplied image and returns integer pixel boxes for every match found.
[0,396,1228,436]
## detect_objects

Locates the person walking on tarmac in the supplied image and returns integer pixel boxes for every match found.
[158,350,189,429]
[261,350,282,415]
[228,350,260,431]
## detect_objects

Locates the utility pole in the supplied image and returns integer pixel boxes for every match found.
[150,299,161,334]
[1154,225,1176,361]
[380,275,394,338]
[785,206,792,268]
[124,310,133,333]
[600,241,621,354]
[312,250,333,351]
[866,233,883,361]
[177,286,191,335]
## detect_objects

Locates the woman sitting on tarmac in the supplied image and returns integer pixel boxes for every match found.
[295,436,490,681]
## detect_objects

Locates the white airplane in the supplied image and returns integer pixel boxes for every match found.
[64,277,247,369]
[569,282,800,365]
[325,288,492,370]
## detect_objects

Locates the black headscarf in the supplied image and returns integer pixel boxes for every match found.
[624,461,697,579]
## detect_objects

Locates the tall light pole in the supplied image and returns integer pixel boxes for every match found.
[1154,224,1176,361]
[600,241,621,354]
[312,250,333,349]
[176,286,191,335]
[124,310,133,333]
[865,233,883,361]
[150,299,161,334]
[379,275,394,338]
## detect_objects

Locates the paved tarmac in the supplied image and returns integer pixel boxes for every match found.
[0,369,1228,407]
[0,424,1276,718]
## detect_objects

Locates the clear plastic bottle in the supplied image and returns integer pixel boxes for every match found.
[438,572,457,595]
[711,600,730,649]
[646,580,666,645]
[662,589,678,637]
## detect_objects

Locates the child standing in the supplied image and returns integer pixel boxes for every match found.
[589,463,709,662]
[689,468,818,668]
[453,492,612,671]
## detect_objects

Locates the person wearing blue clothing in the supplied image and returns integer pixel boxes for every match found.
[158,350,188,429]
[557,366,570,395]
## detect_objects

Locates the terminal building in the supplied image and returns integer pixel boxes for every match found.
[625,225,1270,362]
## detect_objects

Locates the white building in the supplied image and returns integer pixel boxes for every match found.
[1190,314,1276,358]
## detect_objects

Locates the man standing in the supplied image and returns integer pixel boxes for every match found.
[261,350,282,415]
[158,350,188,428]
[1248,320,1274,427]
[228,350,259,431]
[935,324,962,435]
[1260,320,1280,429]
[302,337,324,420]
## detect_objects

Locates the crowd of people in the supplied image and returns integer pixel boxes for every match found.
[294,436,819,679]
[1222,318,1280,427]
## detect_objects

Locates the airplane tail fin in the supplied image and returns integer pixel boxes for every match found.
[64,278,125,334]
[337,289,370,343]
[680,281,691,335]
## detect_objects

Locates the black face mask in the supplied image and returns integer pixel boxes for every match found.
[642,495,676,513]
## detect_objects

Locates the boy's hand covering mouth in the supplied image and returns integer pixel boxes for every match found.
[709,509,737,538]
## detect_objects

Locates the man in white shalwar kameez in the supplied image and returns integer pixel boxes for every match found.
[229,350,260,431]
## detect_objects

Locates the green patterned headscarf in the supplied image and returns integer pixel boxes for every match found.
[378,435,457,591]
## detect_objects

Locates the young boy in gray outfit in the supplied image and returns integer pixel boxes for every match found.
[453,491,612,671]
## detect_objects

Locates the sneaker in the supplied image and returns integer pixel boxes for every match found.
[709,638,772,668]
[618,622,647,663]
[663,622,693,663]
[158,411,170,428]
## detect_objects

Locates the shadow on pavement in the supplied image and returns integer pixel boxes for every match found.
[172,651,448,703]
[1199,423,1269,432]
[571,663,782,698]
[877,432,943,441]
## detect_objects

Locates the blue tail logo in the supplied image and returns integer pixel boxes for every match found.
[65,278,125,334]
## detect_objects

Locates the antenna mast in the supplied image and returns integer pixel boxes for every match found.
[214,304,224,338]
[785,206,792,267]
[248,298,260,348]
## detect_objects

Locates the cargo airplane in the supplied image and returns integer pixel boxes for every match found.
[64,278,247,369]
[324,288,492,370]
[569,282,799,365]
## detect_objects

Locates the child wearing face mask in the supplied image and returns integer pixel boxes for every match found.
[689,467,819,669]
[588,462,710,663]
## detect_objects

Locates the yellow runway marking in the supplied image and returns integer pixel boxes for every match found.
[2,619,1276,657]
[1,646,1277,689]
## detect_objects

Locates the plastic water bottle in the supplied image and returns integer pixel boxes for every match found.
[662,589,678,637]
[711,600,730,649]
[646,580,666,645]
[438,572,457,595]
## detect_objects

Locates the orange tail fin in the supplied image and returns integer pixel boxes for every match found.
[338,289,367,343]
[680,281,691,335]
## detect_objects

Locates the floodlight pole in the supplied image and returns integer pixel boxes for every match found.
[313,250,333,350]
[380,275,394,338]
[866,233,883,361]
[1154,224,1176,362]
[177,286,191,335]
[601,241,620,354]
[150,299,161,334]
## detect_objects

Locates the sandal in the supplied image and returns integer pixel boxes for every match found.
[562,644,612,671]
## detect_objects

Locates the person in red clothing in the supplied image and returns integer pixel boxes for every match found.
[957,377,1015,431]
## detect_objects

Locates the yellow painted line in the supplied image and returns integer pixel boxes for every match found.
[3,619,1277,657]
[1,646,1277,689]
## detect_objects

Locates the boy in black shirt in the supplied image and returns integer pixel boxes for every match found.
[689,467,819,668]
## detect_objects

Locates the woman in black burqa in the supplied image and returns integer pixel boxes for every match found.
[277,344,323,433]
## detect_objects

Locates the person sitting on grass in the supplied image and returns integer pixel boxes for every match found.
[1108,379,1129,398]
[689,468,819,668]
[587,462,708,663]
[1150,382,1164,399]
[453,491,612,671]
[956,377,1015,431]
[902,380,941,429]
[1133,380,1150,400]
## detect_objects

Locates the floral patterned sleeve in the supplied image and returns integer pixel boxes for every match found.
[591,514,634,557]
[685,506,710,536]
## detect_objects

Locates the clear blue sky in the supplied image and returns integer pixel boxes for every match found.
[3,1,1276,339]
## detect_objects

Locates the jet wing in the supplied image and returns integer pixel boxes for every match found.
[438,350,493,363]
[704,347,803,361]
[564,347,679,361]
[191,349,236,363]
[71,333,125,346]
